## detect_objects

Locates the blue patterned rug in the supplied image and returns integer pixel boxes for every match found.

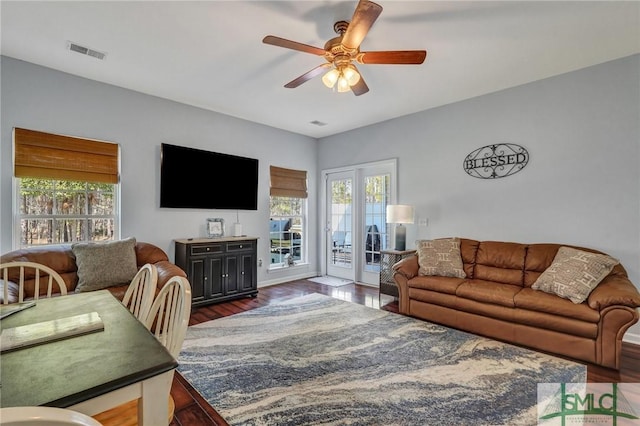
[178,293,585,425]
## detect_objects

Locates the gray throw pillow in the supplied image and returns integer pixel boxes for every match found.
[72,237,138,292]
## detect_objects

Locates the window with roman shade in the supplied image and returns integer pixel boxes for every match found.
[13,128,120,248]
[269,166,307,268]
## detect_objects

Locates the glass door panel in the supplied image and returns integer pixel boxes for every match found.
[326,172,354,280]
[360,172,391,285]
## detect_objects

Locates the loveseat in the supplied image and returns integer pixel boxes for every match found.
[0,239,186,303]
[392,237,640,369]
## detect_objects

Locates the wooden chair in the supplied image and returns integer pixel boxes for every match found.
[0,261,67,304]
[93,276,192,426]
[121,263,157,322]
[144,276,192,357]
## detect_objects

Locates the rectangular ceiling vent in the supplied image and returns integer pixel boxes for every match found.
[67,42,106,60]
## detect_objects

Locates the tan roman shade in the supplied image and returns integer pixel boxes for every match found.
[13,128,119,184]
[270,166,307,198]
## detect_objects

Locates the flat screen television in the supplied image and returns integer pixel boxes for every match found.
[160,143,259,210]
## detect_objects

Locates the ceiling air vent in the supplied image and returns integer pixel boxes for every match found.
[67,42,106,60]
[310,120,327,127]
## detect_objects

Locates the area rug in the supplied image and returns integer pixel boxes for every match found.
[178,293,585,426]
[306,275,353,287]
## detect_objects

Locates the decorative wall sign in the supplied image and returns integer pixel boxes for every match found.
[463,143,529,179]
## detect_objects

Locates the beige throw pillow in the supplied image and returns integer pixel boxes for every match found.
[416,237,466,278]
[531,246,619,304]
[73,237,139,292]
[0,280,19,304]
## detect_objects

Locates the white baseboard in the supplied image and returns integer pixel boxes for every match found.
[259,270,319,288]
[623,331,640,345]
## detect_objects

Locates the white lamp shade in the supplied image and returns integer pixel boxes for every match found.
[386,204,414,224]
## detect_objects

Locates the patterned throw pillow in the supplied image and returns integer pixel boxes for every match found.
[72,237,139,292]
[531,246,619,304]
[416,237,466,278]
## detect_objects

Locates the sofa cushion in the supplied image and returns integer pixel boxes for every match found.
[406,275,465,295]
[474,241,526,286]
[523,244,564,287]
[459,238,480,279]
[456,279,521,308]
[72,237,138,292]
[532,246,619,304]
[514,288,600,323]
[416,238,466,278]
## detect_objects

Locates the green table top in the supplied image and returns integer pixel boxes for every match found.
[0,290,177,408]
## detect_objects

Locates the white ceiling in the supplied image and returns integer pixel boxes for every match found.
[1,1,639,139]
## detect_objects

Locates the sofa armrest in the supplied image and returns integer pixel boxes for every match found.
[392,255,419,280]
[588,275,640,310]
[156,260,187,290]
[135,242,169,266]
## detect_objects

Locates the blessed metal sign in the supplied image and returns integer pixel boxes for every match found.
[463,143,529,179]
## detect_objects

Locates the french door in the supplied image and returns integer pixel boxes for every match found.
[326,171,355,281]
[323,160,397,285]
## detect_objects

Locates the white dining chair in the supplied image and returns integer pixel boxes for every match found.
[93,276,192,426]
[0,406,103,425]
[121,263,157,322]
[144,275,192,357]
[0,261,67,304]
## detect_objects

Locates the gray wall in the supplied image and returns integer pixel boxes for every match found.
[318,54,640,341]
[2,54,639,341]
[0,56,320,286]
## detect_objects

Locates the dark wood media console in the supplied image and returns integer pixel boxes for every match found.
[174,237,258,307]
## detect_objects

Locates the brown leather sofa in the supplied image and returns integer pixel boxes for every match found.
[0,242,186,302]
[393,238,640,369]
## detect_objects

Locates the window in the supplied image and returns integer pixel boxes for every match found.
[269,166,307,268]
[13,128,120,248]
[17,178,117,246]
[269,197,305,267]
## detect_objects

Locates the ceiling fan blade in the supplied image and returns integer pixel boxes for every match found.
[350,68,369,96]
[284,63,332,88]
[341,0,383,50]
[262,35,326,56]
[358,50,427,65]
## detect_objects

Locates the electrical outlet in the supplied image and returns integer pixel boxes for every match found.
[418,218,428,227]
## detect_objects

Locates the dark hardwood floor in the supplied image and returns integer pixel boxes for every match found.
[169,279,640,426]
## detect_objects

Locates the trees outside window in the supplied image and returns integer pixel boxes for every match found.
[17,178,117,247]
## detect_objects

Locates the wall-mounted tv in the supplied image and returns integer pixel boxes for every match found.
[160,143,258,210]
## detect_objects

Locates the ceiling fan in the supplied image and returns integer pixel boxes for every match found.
[262,0,427,96]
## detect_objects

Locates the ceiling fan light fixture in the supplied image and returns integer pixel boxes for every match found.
[343,65,360,86]
[322,68,340,88]
[337,75,351,92]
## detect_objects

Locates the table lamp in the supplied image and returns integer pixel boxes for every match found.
[386,204,414,251]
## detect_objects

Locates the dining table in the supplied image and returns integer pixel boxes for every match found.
[0,289,177,426]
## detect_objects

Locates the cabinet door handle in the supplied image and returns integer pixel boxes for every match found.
[204,277,207,280]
